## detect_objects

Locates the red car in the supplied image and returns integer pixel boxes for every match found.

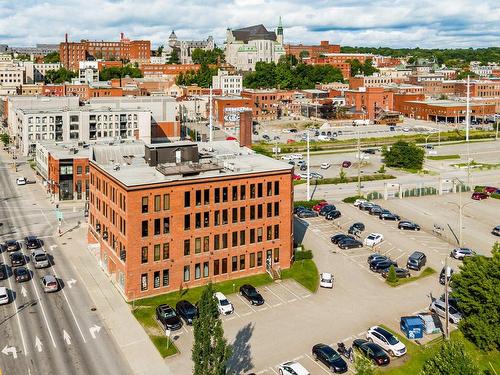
[226,136,237,141]
[287,139,296,144]
[342,161,352,168]
[471,192,488,200]
[484,186,497,194]
[312,201,328,211]
[293,174,301,181]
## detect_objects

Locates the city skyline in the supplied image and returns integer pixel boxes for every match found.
[0,0,499,48]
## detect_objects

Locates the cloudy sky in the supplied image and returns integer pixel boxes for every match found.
[0,0,499,48]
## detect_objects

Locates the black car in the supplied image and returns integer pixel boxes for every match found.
[338,238,363,249]
[370,259,397,272]
[398,221,421,231]
[156,304,182,331]
[293,206,307,214]
[358,202,375,211]
[352,339,390,366]
[299,164,307,171]
[10,252,25,267]
[325,210,341,220]
[0,264,6,280]
[24,236,41,249]
[239,284,264,306]
[13,267,30,283]
[439,267,454,285]
[319,205,337,216]
[367,254,388,264]
[297,210,318,218]
[312,343,348,373]
[175,300,198,325]
[407,251,426,271]
[381,267,410,279]
[362,149,377,155]
[3,240,20,252]
[369,206,383,216]
[331,234,353,244]
[379,212,400,221]
[348,222,365,235]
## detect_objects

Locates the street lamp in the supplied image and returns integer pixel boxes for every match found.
[447,177,476,247]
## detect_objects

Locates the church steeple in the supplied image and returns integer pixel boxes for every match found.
[277,16,284,44]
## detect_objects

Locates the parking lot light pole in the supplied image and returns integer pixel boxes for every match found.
[444,256,450,340]
[356,130,361,197]
[306,131,311,201]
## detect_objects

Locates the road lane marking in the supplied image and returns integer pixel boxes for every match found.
[277,282,302,300]
[67,279,77,288]
[237,294,256,313]
[270,367,279,375]
[304,353,331,374]
[1,345,17,359]
[264,286,287,303]
[89,324,101,339]
[34,336,43,352]
[63,330,71,345]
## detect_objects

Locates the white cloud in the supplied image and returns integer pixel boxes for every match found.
[0,0,498,48]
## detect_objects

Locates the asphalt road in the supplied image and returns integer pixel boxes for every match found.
[0,153,131,375]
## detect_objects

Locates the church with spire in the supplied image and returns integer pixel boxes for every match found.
[224,18,285,71]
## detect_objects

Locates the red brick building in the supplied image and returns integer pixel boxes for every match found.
[60,33,150,71]
[140,64,201,78]
[344,87,394,121]
[87,141,293,300]
[241,89,284,121]
[285,41,341,59]
[303,57,351,80]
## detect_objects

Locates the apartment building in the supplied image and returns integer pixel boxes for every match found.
[349,75,395,89]
[212,70,243,95]
[344,87,394,121]
[284,41,340,59]
[87,141,293,300]
[241,89,282,121]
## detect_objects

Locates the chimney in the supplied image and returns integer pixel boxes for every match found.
[120,32,124,40]
[65,33,68,43]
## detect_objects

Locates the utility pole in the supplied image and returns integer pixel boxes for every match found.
[357,130,361,197]
[306,131,311,201]
[496,116,499,141]
[466,76,471,187]
[209,86,213,142]
[444,256,450,340]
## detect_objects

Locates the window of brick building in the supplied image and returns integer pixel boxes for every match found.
[195,190,201,206]
[183,266,190,282]
[232,207,238,223]
[184,191,190,207]
[184,214,191,230]
[154,244,160,261]
[257,183,263,198]
[141,246,148,263]
[195,263,201,279]
[232,256,237,272]
[163,218,170,234]
[274,224,280,239]
[214,188,220,203]
[154,219,160,235]
[204,189,209,204]
[232,186,238,201]
[257,204,263,219]
[274,202,279,216]
[184,239,190,256]
[214,259,220,275]
[250,184,255,198]
[250,229,255,243]
[77,166,82,175]
[274,181,280,195]
[221,258,228,274]
[214,235,220,250]
[240,185,246,200]
[250,253,255,268]
[141,220,148,237]
[222,209,228,225]
[232,232,238,247]
[222,187,228,202]
[163,243,170,260]
[267,203,272,218]
[266,226,272,240]
[204,212,209,227]
[141,197,148,213]
[162,270,169,286]
[274,248,280,263]
[240,230,246,246]
[154,195,161,212]
[203,236,209,252]
[257,251,263,267]
[240,255,245,270]
[195,213,201,229]
[257,227,263,242]
[154,271,160,288]
[250,205,255,220]
[214,211,220,226]
[267,181,272,196]
[195,238,201,254]
[163,194,170,210]
[222,233,228,249]
[141,273,148,291]
[203,262,209,278]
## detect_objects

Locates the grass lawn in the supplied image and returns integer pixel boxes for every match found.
[281,259,319,293]
[379,326,500,374]
[131,273,273,357]
[386,267,436,287]
[427,154,460,160]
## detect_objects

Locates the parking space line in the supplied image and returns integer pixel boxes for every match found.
[269,367,279,375]
[293,354,304,361]
[393,253,406,261]
[264,286,287,303]
[276,282,302,300]
[241,311,253,317]
[237,294,257,313]
[304,353,331,374]
[182,325,189,333]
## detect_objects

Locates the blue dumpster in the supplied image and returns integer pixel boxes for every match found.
[400,316,424,339]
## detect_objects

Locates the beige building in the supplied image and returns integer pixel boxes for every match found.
[212,69,243,95]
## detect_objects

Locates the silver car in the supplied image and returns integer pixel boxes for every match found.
[41,275,59,293]
[430,299,462,324]
[31,249,50,269]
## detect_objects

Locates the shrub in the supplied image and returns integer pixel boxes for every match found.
[294,250,313,260]
[342,195,365,204]
[294,200,323,209]
[473,185,485,192]
[491,193,500,200]
[386,265,398,284]
[377,164,386,174]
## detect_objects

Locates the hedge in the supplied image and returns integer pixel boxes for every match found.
[294,250,313,260]
[342,195,366,204]
[294,200,323,209]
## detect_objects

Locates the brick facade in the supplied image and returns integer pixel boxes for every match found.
[285,41,341,59]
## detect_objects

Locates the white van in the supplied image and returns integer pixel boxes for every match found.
[317,135,330,141]
[16,177,27,185]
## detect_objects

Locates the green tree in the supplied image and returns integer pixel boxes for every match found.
[386,264,398,283]
[381,141,425,170]
[44,68,76,84]
[44,52,60,63]
[420,340,480,375]
[451,242,500,350]
[339,168,347,183]
[0,133,10,147]
[354,353,375,375]
[362,59,379,75]
[192,283,232,375]
[299,50,310,60]
[377,164,386,174]
[156,45,164,56]
[100,66,143,81]
[456,70,480,80]
[191,48,225,65]
[168,49,180,64]
[348,59,364,76]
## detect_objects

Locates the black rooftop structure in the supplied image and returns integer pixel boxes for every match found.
[231,24,277,42]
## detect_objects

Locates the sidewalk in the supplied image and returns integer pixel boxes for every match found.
[59,224,172,375]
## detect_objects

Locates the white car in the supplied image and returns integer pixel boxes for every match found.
[364,233,384,247]
[319,272,334,288]
[402,127,410,132]
[317,135,330,141]
[450,247,475,260]
[0,287,9,305]
[280,155,293,161]
[366,326,406,357]
[296,160,306,166]
[282,129,291,133]
[214,292,233,315]
[430,299,462,324]
[354,199,367,207]
[16,177,27,185]
[320,162,331,169]
[278,361,310,375]
[290,153,303,160]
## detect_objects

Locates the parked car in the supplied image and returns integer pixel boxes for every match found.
[24,236,41,249]
[16,177,27,185]
[14,267,30,283]
[406,251,427,271]
[353,199,367,207]
[348,222,365,235]
[368,206,384,216]
[310,172,323,179]
[429,299,462,324]
[0,287,9,305]
[320,163,331,169]
[319,205,336,216]
[3,239,20,252]
[41,274,59,293]
[367,254,388,264]
[450,247,475,260]
[439,266,454,285]
[10,252,25,267]
[359,202,375,211]
[156,304,182,331]
[214,292,234,315]
[297,210,318,219]
[325,210,341,220]
[312,201,328,211]
[381,267,410,279]
[370,259,397,273]
[292,174,301,181]
[175,300,198,325]
[352,339,390,366]
[366,326,407,357]
[0,264,6,280]
[342,161,352,168]
[330,234,353,244]
[312,343,348,373]
[338,238,363,249]
[493,225,500,236]
[277,361,310,375]
[319,272,334,289]
[379,212,400,221]
[398,221,421,231]
[484,186,497,194]
[364,233,384,247]
[239,284,264,306]
[471,192,488,200]
[293,206,307,214]
[31,249,50,269]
